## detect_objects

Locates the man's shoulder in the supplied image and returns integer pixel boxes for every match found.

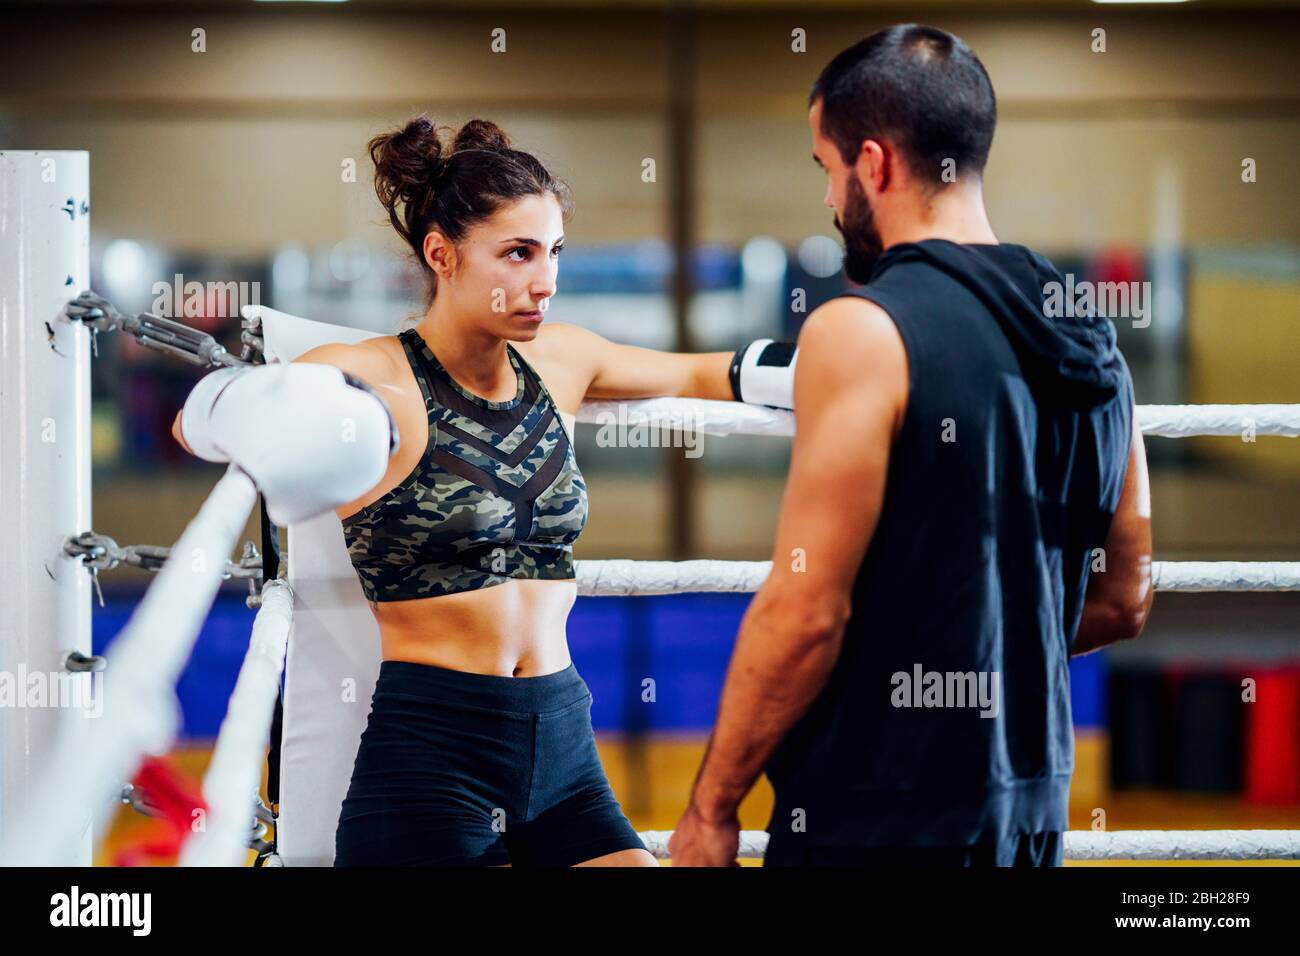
[797,296,908,419]
[802,295,901,354]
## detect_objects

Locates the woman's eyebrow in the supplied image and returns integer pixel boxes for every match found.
[498,236,566,246]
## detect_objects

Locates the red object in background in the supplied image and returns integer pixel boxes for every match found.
[112,755,208,867]
[1089,246,1145,286]
[1243,668,1300,805]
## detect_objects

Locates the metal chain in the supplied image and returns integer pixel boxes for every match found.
[62,290,260,368]
[63,531,264,608]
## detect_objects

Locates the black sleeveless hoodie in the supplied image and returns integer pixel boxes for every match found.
[764,239,1134,847]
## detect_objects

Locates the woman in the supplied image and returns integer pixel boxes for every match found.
[175,115,785,866]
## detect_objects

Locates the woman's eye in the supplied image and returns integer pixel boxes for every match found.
[507,247,529,261]
[551,245,564,258]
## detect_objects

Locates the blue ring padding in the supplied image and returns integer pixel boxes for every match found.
[93,589,1107,738]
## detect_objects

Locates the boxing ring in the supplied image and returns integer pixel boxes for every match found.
[2,150,1298,866]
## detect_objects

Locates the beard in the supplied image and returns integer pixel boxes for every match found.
[834,174,884,284]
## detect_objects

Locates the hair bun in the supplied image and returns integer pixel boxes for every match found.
[453,119,512,154]
[369,114,447,209]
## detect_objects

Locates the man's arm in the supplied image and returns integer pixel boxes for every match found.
[1072,419,1153,655]
[686,297,908,823]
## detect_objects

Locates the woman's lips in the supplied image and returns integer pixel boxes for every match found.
[516,310,543,321]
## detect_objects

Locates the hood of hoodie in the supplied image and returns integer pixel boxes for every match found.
[866,239,1127,408]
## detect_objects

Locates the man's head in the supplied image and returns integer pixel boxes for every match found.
[809,25,997,281]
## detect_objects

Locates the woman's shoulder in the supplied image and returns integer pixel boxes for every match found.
[513,323,595,417]
[532,320,601,348]
[292,333,401,383]
[516,321,606,370]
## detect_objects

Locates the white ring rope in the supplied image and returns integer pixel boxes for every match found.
[1064,829,1300,861]
[1137,404,1300,439]
[578,397,794,438]
[577,399,1300,440]
[576,559,1300,595]
[636,829,1300,861]
[579,559,770,595]
[0,466,259,867]
[179,578,293,868]
[1152,561,1300,592]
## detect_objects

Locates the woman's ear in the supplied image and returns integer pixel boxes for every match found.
[423,230,457,280]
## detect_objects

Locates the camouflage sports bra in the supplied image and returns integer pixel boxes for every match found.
[341,327,587,601]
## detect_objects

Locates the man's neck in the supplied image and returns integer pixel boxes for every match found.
[882,183,998,249]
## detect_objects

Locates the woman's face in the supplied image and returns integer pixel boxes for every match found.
[426,193,565,341]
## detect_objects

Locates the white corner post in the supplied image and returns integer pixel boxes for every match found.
[0,151,93,864]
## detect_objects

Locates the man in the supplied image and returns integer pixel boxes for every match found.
[669,24,1153,867]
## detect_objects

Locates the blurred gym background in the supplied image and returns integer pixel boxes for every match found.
[1,0,1297,864]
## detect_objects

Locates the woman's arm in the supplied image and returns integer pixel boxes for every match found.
[166,341,397,525]
[541,322,734,402]
[171,341,396,455]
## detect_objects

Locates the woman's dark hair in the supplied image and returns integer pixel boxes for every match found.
[368,116,573,302]
[810,24,996,189]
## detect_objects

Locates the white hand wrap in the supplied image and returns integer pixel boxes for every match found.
[728,338,798,410]
[181,363,397,525]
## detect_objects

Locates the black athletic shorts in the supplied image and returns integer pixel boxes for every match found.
[334,660,646,866]
[763,830,1064,867]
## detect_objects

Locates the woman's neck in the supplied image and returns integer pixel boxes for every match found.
[416,302,513,395]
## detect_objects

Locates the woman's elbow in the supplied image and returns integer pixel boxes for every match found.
[171,410,192,454]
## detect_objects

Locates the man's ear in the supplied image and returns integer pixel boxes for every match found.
[857,139,891,194]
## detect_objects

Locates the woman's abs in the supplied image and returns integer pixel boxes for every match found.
[372,577,577,676]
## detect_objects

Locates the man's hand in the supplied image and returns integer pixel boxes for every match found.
[667,805,741,867]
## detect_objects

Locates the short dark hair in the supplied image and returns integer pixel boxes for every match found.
[810,24,997,188]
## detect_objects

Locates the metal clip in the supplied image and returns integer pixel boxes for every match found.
[120,783,162,819]
[239,309,266,365]
[63,290,256,369]
[65,651,106,673]
[64,530,117,570]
